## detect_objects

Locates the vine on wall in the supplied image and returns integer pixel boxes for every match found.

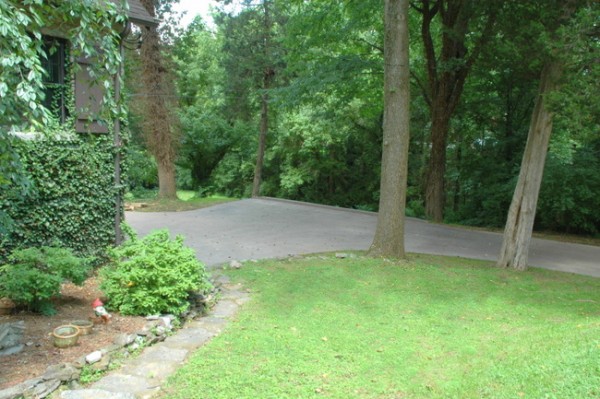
[0,132,123,261]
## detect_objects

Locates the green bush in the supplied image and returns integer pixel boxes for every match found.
[99,225,212,316]
[0,246,92,315]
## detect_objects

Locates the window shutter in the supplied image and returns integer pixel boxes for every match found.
[74,57,109,133]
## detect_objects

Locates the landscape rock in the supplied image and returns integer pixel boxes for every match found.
[23,378,60,399]
[0,321,25,356]
[42,363,80,382]
[60,389,136,399]
[0,344,24,357]
[85,351,102,364]
[90,356,111,372]
[113,333,135,347]
[229,260,243,269]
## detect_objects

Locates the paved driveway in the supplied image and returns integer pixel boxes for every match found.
[126,197,600,277]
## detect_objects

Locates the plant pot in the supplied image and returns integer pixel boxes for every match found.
[70,319,93,335]
[52,325,80,348]
[0,297,15,315]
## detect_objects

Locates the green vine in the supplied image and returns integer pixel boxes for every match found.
[0,132,124,261]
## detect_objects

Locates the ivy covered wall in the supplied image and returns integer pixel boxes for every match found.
[0,133,122,261]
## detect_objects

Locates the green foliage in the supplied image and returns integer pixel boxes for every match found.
[0,0,126,130]
[100,225,212,316]
[0,246,91,315]
[538,146,600,235]
[165,0,600,237]
[0,133,120,261]
[126,145,158,191]
[0,131,31,234]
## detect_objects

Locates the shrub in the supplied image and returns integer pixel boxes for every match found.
[0,246,92,315]
[99,225,212,316]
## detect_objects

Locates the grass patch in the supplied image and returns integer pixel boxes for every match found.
[124,190,237,212]
[162,254,600,399]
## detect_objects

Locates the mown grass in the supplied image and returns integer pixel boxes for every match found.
[124,190,237,212]
[162,254,600,399]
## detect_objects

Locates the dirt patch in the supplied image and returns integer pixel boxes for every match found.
[0,276,146,390]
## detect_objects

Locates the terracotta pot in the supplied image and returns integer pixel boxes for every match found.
[0,297,15,315]
[70,319,94,335]
[52,325,80,348]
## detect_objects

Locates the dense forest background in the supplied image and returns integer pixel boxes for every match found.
[125,0,599,236]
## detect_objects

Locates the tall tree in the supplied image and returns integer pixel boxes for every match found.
[215,0,285,197]
[369,0,411,258]
[497,0,595,270]
[497,62,562,270]
[413,0,497,222]
[139,0,179,199]
[251,0,275,197]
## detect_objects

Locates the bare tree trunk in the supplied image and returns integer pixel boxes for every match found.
[497,61,562,270]
[140,0,178,200]
[369,0,410,258]
[252,91,268,197]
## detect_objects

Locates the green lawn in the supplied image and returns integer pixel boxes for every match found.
[163,254,600,399]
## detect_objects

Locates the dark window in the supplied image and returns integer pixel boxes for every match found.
[41,37,68,123]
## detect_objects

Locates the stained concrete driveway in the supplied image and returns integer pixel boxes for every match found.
[126,197,600,277]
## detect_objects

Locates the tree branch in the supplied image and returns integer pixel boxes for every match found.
[411,70,432,107]
[421,0,440,99]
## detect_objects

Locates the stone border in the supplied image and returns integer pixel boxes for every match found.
[0,272,246,399]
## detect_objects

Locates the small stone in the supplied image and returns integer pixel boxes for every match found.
[89,356,111,372]
[159,316,172,330]
[72,356,87,369]
[26,341,34,347]
[145,315,160,320]
[113,333,132,347]
[23,378,61,399]
[0,344,24,357]
[102,344,123,355]
[85,351,102,364]
[229,260,243,269]
[335,253,348,259]
[154,326,166,336]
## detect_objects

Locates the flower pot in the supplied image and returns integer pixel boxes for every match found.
[70,319,93,335]
[0,297,15,315]
[52,325,80,348]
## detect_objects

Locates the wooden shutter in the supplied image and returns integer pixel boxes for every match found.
[74,57,109,133]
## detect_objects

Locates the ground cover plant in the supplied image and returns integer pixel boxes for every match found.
[162,254,600,399]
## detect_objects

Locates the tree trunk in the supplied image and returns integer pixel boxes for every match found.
[424,104,450,222]
[251,0,273,198]
[418,0,497,222]
[369,0,410,258]
[252,91,269,197]
[497,61,562,270]
[139,0,178,200]
[157,160,177,200]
